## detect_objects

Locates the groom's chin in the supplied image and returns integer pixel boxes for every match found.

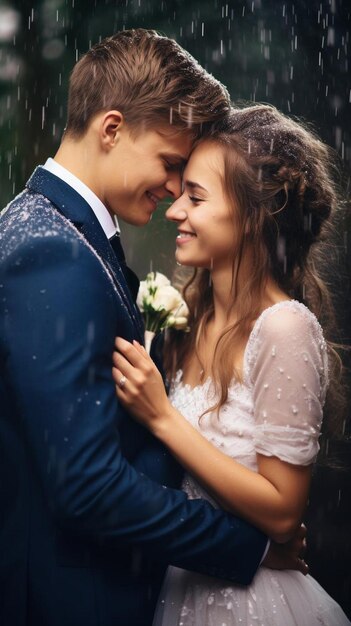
[139,209,157,226]
[123,213,154,227]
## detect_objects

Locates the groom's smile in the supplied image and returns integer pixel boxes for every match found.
[100,123,193,227]
[145,190,162,213]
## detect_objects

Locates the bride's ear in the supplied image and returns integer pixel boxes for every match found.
[100,110,125,149]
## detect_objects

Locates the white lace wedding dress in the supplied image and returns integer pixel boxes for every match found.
[153,301,350,626]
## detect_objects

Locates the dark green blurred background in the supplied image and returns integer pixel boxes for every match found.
[0,0,350,617]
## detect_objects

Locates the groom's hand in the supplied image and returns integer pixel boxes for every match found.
[262,523,308,575]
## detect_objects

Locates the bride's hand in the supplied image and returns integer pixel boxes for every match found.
[112,337,173,432]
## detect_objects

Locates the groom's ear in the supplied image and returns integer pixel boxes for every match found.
[100,110,125,149]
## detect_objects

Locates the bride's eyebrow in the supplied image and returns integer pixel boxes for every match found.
[184,180,208,193]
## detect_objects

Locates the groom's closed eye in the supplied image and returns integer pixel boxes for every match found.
[161,153,187,173]
[164,160,184,172]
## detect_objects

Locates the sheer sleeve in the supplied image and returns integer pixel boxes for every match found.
[249,302,328,466]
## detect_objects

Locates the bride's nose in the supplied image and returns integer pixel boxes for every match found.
[166,197,188,222]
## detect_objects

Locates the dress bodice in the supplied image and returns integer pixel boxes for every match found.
[155,302,350,626]
[169,300,329,502]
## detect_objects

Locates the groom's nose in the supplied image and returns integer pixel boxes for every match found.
[164,170,182,199]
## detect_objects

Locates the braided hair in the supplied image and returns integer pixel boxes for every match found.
[166,104,345,432]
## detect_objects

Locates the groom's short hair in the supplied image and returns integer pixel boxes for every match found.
[65,29,230,139]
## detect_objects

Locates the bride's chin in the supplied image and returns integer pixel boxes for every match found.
[175,253,192,267]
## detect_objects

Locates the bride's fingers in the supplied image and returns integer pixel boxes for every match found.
[133,340,148,355]
[297,523,307,540]
[115,337,150,366]
[293,523,307,557]
[112,350,125,370]
[112,350,140,381]
[296,557,309,576]
[112,348,136,372]
[112,367,128,392]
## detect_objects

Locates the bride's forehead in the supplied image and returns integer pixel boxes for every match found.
[186,141,224,176]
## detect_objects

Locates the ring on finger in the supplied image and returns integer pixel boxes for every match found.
[118,375,127,388]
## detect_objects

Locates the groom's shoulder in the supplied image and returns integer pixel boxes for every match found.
[1,184,50,219]
[0,185,79,262]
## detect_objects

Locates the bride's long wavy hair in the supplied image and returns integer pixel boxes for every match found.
[164,104,346,433]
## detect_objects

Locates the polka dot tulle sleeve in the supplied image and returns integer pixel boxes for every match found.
[250,301,329,466]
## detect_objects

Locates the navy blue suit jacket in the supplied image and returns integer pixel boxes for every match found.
[0,167,266,626]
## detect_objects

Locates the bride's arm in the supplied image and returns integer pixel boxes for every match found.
[113,330,317,544]
[144,402,311,544]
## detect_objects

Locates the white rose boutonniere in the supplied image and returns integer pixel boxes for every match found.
[137,271,189,353]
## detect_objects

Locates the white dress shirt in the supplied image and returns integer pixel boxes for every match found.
[43,158,119,239]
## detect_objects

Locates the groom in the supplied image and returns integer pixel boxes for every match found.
[0,29,306,626]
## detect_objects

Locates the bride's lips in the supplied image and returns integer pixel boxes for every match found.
[176,229,197,244]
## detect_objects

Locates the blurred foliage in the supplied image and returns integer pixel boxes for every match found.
[1,0,350,200]
[1,0,350,288]
[0,0,350,615]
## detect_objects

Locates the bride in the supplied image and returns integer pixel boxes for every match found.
[113,104,350,625]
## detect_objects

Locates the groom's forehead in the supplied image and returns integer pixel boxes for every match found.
[156,126,194,161]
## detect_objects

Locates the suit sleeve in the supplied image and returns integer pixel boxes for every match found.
[1,233,267,584]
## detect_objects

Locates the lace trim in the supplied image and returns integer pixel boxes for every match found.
[172,299,328,399]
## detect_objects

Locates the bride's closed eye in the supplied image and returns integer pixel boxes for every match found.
[188,195,204,204]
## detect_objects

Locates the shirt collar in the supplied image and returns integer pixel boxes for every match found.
[42,158,119,239]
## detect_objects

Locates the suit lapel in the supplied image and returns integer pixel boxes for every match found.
[26,167,144,340]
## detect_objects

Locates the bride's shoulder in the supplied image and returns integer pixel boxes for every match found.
[251,300,324,343]
[244,301,327,380]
